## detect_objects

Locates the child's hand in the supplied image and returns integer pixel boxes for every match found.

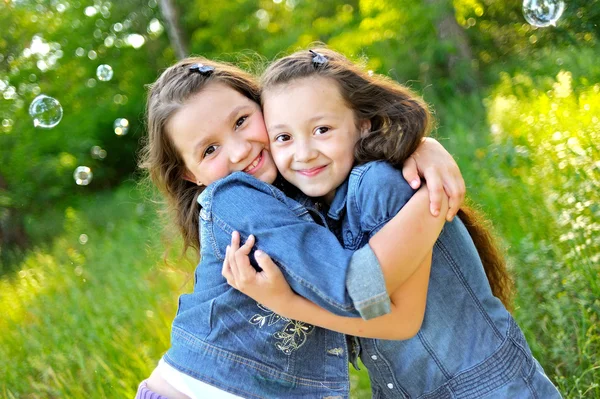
[402,137,466,221]
[222,231,295,313]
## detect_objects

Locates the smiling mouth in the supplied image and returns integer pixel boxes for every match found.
[243,151,264,174]
[296,165,327,177]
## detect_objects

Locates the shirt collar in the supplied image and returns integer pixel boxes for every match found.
[327,178,350,221]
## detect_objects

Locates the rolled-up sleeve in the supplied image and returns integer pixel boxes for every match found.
[346,243,391,319]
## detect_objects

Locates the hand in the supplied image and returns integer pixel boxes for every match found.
[222,231,295,312]
[402,137,466,221]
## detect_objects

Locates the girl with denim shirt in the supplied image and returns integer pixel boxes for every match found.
[137,57,465,398]
[224,48,562,398]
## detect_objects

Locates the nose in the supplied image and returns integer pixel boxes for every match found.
[228,137,252,165]
[293,138,318,163]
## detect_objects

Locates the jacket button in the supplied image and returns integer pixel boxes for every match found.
[387,383,394,389]
[371,355,378,360]
[345,231,353,242]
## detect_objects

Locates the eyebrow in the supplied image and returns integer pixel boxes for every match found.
[268,114,335,131]
[192,105,251,157]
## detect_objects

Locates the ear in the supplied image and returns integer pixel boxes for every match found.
[359,119,371,138]
[182,169,202,186]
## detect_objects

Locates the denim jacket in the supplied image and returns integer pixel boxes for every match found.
[164,172,390,399]
[328,161,561,399]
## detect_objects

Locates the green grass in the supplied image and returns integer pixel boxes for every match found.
[1,71,598,398]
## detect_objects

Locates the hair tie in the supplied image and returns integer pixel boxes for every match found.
[188,63,215,76]
[309,50,328,68]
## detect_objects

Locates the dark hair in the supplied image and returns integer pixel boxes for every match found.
[262,48,431,168]
[261,47,514,309]
[139,57,260,255]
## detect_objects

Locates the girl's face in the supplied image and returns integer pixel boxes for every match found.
[167,82,278,186]
[263,76,368,203]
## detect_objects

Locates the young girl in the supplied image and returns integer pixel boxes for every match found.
[224,48,562,398]
[137,57,464,398]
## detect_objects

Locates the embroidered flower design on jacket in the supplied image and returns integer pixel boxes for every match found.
[249,303,315,355]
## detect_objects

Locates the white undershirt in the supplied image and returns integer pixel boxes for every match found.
[157,358,244,399]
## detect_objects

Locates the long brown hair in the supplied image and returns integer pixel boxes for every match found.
[262,47,514,310]
[139,57,261,255]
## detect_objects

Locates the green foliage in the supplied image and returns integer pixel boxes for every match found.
[1,1,598,397]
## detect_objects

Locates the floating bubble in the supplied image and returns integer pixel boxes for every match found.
[113,118,129,136]
[78,234,88,245]
[73,166,93,185]
[29,94,63,128]
[96,64,113,81]
[91,145,107,159]
[522,0,565,28]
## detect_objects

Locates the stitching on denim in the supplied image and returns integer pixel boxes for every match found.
[171,327,349,389]
[435,238,504,341]
[417,330,451,379]
[248,303,315,356]
[419,319,526,399]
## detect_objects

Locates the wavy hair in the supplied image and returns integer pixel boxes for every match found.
[261,47,514,309]
[139,57,260,254]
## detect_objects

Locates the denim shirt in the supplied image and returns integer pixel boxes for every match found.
[164,172,390,399]
[328,161,561,399]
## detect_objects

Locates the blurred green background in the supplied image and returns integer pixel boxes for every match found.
[0,0,598,397]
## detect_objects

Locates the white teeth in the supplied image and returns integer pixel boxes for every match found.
[244,154,261,172]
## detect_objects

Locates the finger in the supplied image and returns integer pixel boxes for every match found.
[255,250,283,278]
[402,156,421,189]
[230,231,240,252]
[234,251,255,285]
[445,186,459,221]
[222,245,231,278]
[238,234,255,255]
[444,169,466,221]
[424,168,444,217]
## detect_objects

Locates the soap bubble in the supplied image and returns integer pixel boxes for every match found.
[73,166,93,185]
[523,0,565,27]
[78,234,89,245]
[114,118,129,136]
[96,64,113,81]
[29,94,63,128]
[91,145,107,159]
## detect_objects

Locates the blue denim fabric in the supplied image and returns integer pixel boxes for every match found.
[328,161,562,399]
[165,172,390,398]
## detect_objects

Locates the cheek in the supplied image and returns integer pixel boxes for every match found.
[201,158,230,185]
[271,147,291,172]
[248,115,269,143]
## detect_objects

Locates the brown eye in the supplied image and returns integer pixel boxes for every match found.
[203,145,217,158]
[235,116,248,129]
[275,134,291,142]
[315,126,330,135]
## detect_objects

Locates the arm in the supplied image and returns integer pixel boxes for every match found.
[223,236,432,340]
[369,185,446,295]
[355,163,449,296]
[401,137,465,221]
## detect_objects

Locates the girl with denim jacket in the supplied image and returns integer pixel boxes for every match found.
[137,57,465,398]
[224,48,562,398]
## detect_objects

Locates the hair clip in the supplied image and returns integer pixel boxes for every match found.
[188,63,215,76]
[309,50,328,67]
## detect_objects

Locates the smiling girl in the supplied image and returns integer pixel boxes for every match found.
[224,48,562,398]
[137,57,464,398]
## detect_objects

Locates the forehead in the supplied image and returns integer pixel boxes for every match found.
[263,76,345,107]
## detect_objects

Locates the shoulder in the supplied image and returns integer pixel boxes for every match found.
[199,172,285,208]
[348,161,416,233]
[351,161,414,203]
